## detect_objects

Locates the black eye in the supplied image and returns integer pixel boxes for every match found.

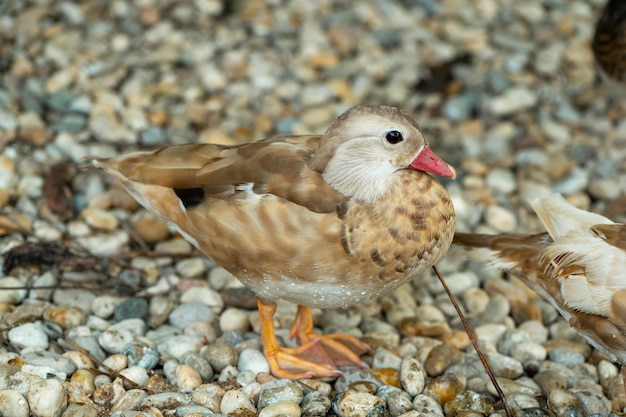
[385,130,403,144]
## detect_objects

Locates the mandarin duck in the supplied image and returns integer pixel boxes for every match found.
[593,0,626,81]
[95,105,456,379]
[455,194,626,380]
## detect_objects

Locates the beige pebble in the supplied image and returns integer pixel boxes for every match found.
[63,351,94,369]
[43,306,87,330]
[259,401,302,417]
[219,308,250,333]
[132,212,170,243]
[176,364,202,393]
[101,354,128,373]
[70,369,96,396]
[81,207,119,231]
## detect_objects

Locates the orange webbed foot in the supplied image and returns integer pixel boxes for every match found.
[258,301,368,379]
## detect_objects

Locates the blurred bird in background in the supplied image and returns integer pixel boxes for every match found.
[455,194,626,392]
[593,0,626,81]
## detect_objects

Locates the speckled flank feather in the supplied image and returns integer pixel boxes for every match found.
[96,105,456,310]
[455,194,626,364]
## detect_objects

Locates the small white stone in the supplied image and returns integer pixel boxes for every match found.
[259,401,302,417]
[33,221,63,241]
[597,360,619,384]
[119,366,149,387]
[510,341,547,364]
[487,87,538,116]
[0,277,27,304]
[462,287,490,314]
[8,323,48,350]
[208,267,238,290]
[179,287,224,312]
[0,156,16,190]
[81,207,119,231]
[16,176,43,198]
[372,347,402,370]
[474,323,508,345]
[237,349,270,375]
[76,231,129,257]
[98,329,134,354]
[220,389,256,415]
[334,390,384,417]
[485,168,516,194]
[91,295,123,318]
[101,354,128,373]
[400,357,426,396]
[192,383,225,412]
[158,335,205,360]
[176,364,202,393]
[183,321,217,343]
[27,379,67,417]
[0,389,29,417]
[485,205,517,232]
[21,365,66,381]
[412,393,444,416]
[220,308,250,333]
[175,258,207,278]
[63,351,94,370]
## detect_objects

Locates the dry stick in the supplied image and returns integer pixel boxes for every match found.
[432,265,513,417]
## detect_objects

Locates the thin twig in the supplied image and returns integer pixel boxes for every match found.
[432,265,513,417]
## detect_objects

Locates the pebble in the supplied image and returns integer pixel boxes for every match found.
[141,392,191,410]
[258,380,304,409]
[548,349,586,367]
[411,393,444,416]
[123,342,159,370]
[180,351,214,381]
[176,364,202,393]
[0,277,27,304]
[220,389,256,415]
[424,343,465,377]
[332,389,385,417]
[114,298,149,321]
[237,348,270,375]
[99,319,146,354]
[157,335,204,361]
[43,306,87,330]
[202,342,239,373]
[423,373,467,406]
[372,347,402,370]
[63,351,94,370]
[258,401,302,417]
[399,357,427,396]
[110,389,148,413]
[22,351,77,376]
[191,383,224,412]
[80,207,119,231]
[378,386,412,417]
[301,391,331,417]
[485,204,518,232]
[8,323,49,350]
[0,389,29,417]
[219,308,250,333]
[92,295,123,318]
[27,379,67,417]
[169,303,216,329]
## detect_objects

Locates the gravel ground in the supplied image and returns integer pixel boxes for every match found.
[1,0,626,416]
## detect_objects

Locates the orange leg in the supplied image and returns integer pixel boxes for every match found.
[258,300,343,379]
[289,305,369,368]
